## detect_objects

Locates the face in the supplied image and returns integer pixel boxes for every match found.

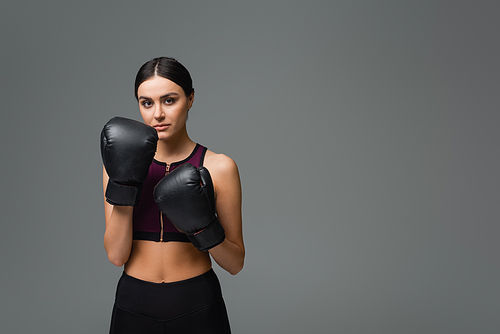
[137,75,194,140]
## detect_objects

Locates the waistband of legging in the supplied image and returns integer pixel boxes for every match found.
[120,268,216,287]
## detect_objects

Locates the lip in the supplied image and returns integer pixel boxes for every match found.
[153,124,170,131]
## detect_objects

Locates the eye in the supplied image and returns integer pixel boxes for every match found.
[164,97,175,105]
[141,100,153,108]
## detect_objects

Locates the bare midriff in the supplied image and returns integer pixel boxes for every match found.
[124,240,212,283]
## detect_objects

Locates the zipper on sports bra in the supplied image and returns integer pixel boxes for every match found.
[159,163,171,242]
[159,212,164,242]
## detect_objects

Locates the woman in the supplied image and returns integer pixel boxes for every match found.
[101,57,244,333]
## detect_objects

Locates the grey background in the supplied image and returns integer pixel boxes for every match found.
[1,0,499,333]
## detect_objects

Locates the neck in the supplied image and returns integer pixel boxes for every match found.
[155,126,196,163]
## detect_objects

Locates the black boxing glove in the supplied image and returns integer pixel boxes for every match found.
[153,163,225,251]
[101,117,158,206]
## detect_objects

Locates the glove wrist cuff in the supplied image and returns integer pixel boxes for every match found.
[105,180,142,206]
[188,217,226,252]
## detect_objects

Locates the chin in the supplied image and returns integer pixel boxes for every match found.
[157,132,172,141]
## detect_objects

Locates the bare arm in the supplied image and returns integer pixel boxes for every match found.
[103,166,134,267]
[206,154,245,275]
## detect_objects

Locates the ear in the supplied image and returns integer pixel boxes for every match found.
[187,91,194,109]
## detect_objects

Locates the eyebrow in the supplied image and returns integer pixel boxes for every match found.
[138,92,180,100]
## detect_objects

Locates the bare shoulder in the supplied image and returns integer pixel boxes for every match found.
[203,150,241,193]
[204,150,239,175]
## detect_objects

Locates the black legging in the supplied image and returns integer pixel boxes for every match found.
[109,269,231,334]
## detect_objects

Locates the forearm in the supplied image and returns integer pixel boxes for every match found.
[104,206,134,267]
[209,238,245,275]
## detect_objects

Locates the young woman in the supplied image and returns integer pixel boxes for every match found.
[101,57,244,333]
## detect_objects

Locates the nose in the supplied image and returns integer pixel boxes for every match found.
[153,105,165,121]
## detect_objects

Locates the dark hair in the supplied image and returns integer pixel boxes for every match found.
[134,57,194,100]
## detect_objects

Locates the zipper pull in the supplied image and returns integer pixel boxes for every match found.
[165,163,170,175]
